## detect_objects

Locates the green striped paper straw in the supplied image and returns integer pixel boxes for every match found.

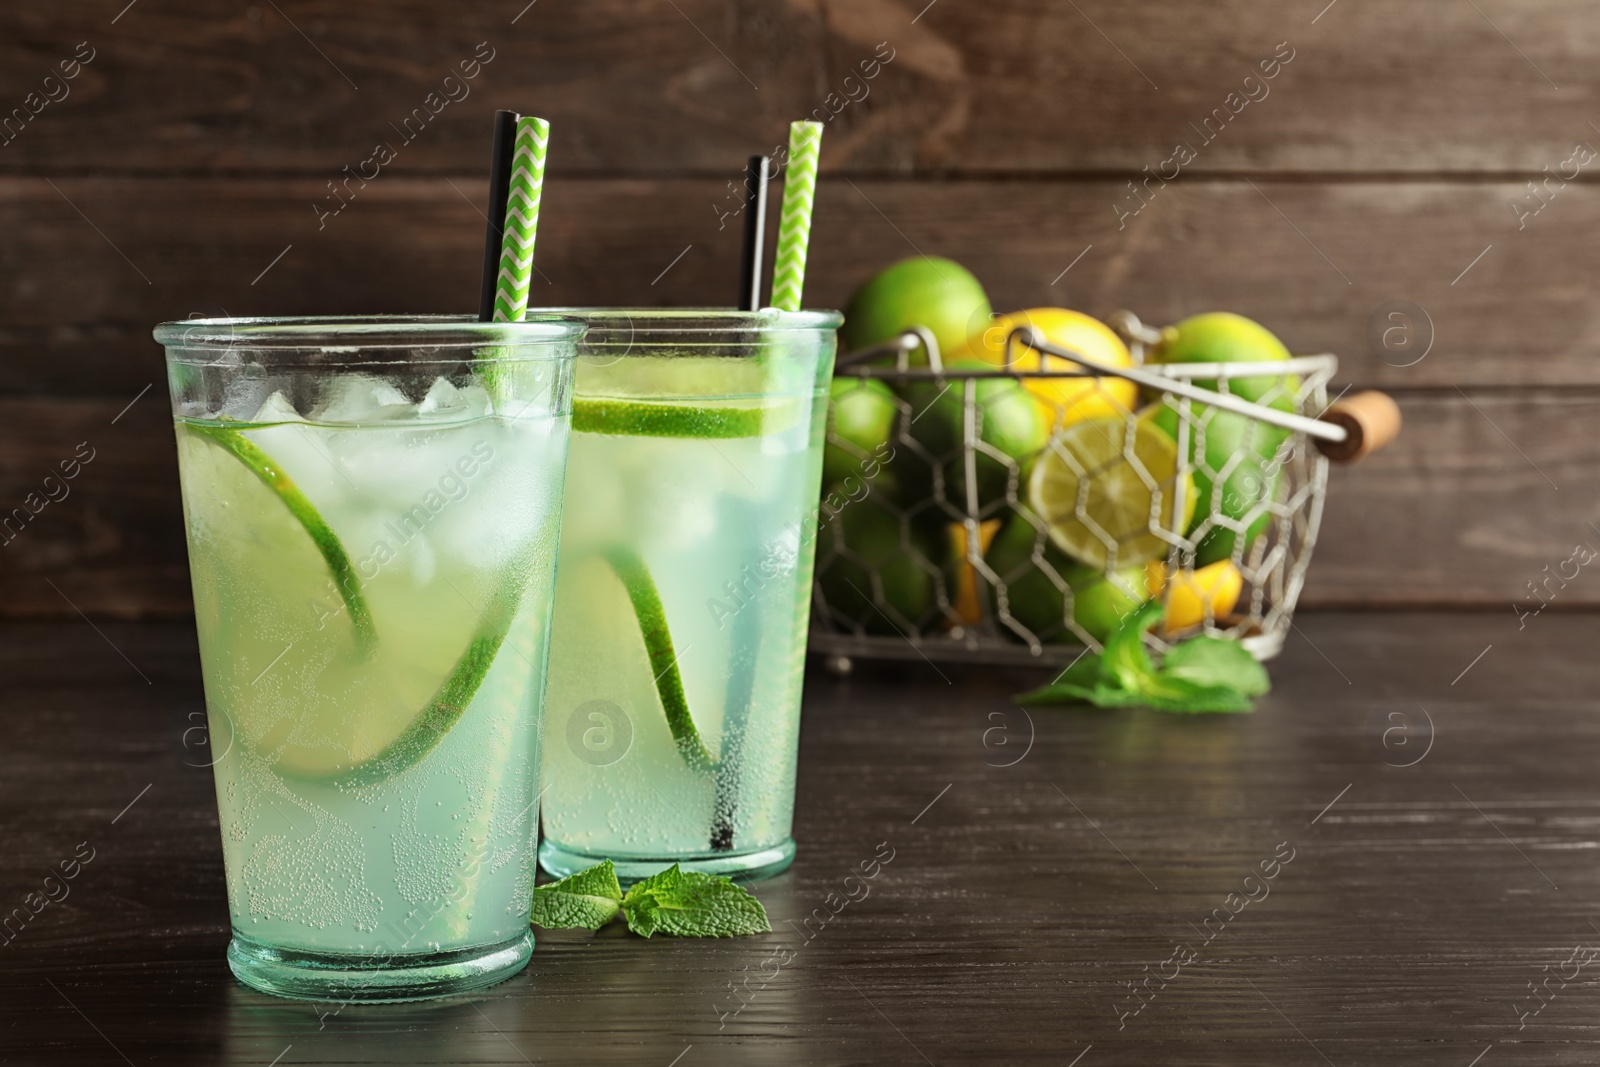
[492,116,550,322]
[768,121,823,312]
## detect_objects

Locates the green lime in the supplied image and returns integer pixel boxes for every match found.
[900,360,1049,512]
[983,516,1149,644]
[1153,405,1290,567]
[1148,313,1296,565]
[816,492,944,633]
[840,256,991,365]
[1151,312,1296,405]
[823,377,899,487]
[1026,412,1195,570]
[573,396,783,438]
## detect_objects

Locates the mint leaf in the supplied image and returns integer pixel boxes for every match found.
[531,860,624,931]
[620,864,771,938]
[1016,663,1141,708]
[1162,636,1270,697]
[1139,672,1253,713]
[1056,651,1105,688]
[1015,652,1103,705]
[1100,601,1164,693]
[1015,603,1262,713]
[1015,679,1100,705]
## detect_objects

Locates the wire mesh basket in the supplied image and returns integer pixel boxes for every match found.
[808,311,1357,668]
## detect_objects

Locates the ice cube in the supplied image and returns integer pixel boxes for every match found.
[416,378,492,422]
[312,374,413,424]
[416,378,460,416]
[252,389,304,425]
[403,529,437,585]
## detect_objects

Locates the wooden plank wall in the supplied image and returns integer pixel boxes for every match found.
[0,0,1593,617]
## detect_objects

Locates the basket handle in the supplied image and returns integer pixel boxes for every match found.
[1315,390,1401,462]
[1006,325,1350,445]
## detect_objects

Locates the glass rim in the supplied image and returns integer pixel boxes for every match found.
[528,307,843,333]
[153,314,586,352]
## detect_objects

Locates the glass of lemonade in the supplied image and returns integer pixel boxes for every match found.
[156,315,582,1002]
[534,309,839,884]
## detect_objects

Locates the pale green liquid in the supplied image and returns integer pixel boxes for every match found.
[541,395,826,861]
[178,411,566,958]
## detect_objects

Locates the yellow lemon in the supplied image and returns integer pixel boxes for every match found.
[946,519,1001,627]
[957,308,1139,430]
[1144,559,1244,634]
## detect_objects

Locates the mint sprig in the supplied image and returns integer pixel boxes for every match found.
[531,861,771,938]
[621,864,772,938]
[530,859,624,931]
[1017,601,1268,713]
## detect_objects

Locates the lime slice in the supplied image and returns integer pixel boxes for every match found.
[335,560,533,788]
[186,423,376,655]
[181,423,527,785]
[573,396,797,439]
[602,546,717,771]
[1026,414,1195,570]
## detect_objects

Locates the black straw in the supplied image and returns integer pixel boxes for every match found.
[710,154,773,854]
[477,109,521,322]
[737,154,770,311]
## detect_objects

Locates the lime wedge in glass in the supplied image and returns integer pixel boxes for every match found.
[603,546,717,771]
[181,424,525,785]
[567,394,803,770]
[336,559,534,788]
[572,396,800,439]
[186,423,376,655]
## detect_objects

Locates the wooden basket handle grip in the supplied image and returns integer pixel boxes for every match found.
[1315,390,1401,463]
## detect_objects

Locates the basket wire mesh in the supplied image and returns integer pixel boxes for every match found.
[808,312,1340,666]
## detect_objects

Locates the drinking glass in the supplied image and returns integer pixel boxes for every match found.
[156,315,582,1001]
[534,309,840,884]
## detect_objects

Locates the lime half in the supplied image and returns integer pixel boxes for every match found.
[1026,414,1194,570]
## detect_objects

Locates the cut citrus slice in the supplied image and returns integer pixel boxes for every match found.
[334,557,534,787]
[186,423,376,655]
[548,549,719,774]
[1026,413,1195,570]
[603,546,717,771]
[573,396,799,439]
[180,423,529,785]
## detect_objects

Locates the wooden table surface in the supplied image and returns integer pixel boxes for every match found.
[2,611,1594,1065]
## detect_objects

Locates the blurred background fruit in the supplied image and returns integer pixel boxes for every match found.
[815,491,945,633]
[817,277,1321,652]
[1027,412,1195,570]
[946,519,1000,626]
[900,359,1049,512]
[1150,311,1296,405]
[1149,313,1296,566]
[1145,559,1243,634]
[823,377,899,487]
[1185,408,1290,566]
[982,515,1148,643]
[839,257,991,365]
[957,308,1139,429]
